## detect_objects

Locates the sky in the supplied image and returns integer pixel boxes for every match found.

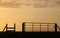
[1,0,60,2]
[0,7,60,32]
[0,0,60,31]
[0,0,60,8]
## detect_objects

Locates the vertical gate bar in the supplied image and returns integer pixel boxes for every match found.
[47,23,49,32]
[32,23,33,32]
[40,23,41,32]
[14,23,16,32]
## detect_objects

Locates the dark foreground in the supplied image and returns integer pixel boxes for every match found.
[0,32,60,38]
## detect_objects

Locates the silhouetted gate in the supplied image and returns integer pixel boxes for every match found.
[3,23,16,32]
[22,22,59,32]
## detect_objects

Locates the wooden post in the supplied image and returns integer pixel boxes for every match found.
[22,22,25,32]
[55,23,57,32]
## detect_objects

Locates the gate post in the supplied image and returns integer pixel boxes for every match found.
[55,23,57,32]
[22,22,25,32]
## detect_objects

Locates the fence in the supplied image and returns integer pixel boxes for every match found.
[3,23,16,32]
[22,22,60,32]
[3,22,60,32]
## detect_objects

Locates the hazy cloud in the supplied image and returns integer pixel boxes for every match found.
[0,0,60,8]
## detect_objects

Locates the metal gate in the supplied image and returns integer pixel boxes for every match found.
[22,22,59,32]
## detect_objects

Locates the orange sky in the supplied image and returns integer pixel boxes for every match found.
[0,0,60,32]
[0,7,60,31]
